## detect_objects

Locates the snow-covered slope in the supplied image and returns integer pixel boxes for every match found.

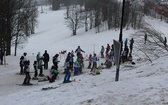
[1,6,168,105]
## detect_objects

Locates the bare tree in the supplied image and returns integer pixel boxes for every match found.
[134,23,168,62]
[65,6,83,35]
[0,0,38,56]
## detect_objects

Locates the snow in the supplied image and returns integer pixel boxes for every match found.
[1,6,168,105]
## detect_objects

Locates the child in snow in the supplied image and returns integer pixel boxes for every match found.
[91,67,100,75]
[19,56,25,75]
[33,61,38,79]
[87,54,92,69]
[38,56,44,77]
[19,52,27,74]
[91,53,99,71]
[63,61,71,83]
[74,59,80,76]
[23,60,32,85]
[48,66,58,83]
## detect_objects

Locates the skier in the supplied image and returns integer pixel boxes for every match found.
[43,50,50,69]
[23,60,32,85]
[100,46,105,58]
[63,61,71,83]
[19,52,27,74]
[75,46,85,58]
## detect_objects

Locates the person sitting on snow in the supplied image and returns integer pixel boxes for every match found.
[90,67,100,75]
[48,66,58,83]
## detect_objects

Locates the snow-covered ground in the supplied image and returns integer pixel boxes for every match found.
[1,6,168,105]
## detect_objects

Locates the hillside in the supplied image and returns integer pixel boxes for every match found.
[1,6,168,105]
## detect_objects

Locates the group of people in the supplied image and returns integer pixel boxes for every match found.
[99,37,135,69]
[19,40,136,85]
[19,50,51,85]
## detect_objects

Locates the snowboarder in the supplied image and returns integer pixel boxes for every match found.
[23,60,32,85]
[43,50,50,69]
[75,46,85,58]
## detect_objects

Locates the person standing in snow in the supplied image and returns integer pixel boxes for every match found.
[43,50,50,69]
[19,52,27,74]
[105,44,110,55]
[63,61,71,83]
[144,33,147,44]
[33,61,38,79]
[129,38,134,54]
[75,46,85,58]
[91,53,99,71]
[0,48,4,65]
[73,59,80,76]
[36,52,41,69]
[100,46,105,58]
[23,60,32,85]
[87,54,92,69]
[164,37,167,47]
[38,56,44,76]
[69,53,74,71]
[124,38,128,48]
[52,54,59,70]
